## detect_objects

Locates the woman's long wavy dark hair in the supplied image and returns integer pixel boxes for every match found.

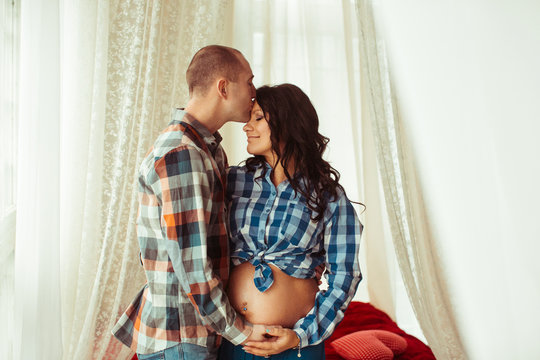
[245,84,350,222]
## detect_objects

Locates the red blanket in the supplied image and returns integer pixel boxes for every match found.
[326,302,436,360]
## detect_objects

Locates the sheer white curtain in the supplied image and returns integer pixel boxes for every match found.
[11,1,233,359]
[14,1,63,358]
[353,1,465,358]
[222,0,423,339]
[361,1,540,359]
[0,1,19,359]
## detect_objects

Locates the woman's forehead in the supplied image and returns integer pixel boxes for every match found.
[251,102,263,112]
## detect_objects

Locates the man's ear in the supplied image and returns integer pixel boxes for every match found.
[217,78,228,99]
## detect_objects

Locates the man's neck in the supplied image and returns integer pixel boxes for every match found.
[184,98,225,134]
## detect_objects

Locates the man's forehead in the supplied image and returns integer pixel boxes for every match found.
[241,68,254,81]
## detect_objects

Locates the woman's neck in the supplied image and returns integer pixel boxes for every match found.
[266,155,295,188]
[271,165,287,187]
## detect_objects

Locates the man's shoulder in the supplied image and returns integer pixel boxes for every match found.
[153,122,203,157]
[139,125,207,179]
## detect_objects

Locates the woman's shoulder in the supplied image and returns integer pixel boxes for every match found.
[321,186,355,217]
[227,160,266,178]
[227,164,251,180]
[226,164,260,195]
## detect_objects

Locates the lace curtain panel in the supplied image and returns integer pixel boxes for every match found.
[12,1,233,359]
[354,1,465,359]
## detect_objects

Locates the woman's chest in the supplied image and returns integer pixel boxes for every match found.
[229,191,324,250]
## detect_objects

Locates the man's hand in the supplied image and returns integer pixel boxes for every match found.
[244,324,268,343]
[242,327,300,356]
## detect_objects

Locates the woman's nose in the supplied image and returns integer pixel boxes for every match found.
[243,122,251,132]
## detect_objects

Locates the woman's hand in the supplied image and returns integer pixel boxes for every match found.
[242,327,300,357]
[244,324,271,342]
[314,264,326,285]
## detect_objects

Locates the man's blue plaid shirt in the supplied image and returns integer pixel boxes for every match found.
[227,163,363,347]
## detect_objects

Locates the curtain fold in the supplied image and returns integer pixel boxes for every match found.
[354,1,465,358]
[14,1,63,359]
[0,0,19,355]
[340,0,397,321]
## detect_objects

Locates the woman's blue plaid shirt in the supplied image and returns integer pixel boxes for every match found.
[227,163,363,347]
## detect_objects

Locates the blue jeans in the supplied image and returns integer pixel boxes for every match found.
[218,338,325,360]
[137,343,218,360]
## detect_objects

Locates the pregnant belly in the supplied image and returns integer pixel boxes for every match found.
[226,262,318,327]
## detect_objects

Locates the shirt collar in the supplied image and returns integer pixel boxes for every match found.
[254,161,303,181]
[253,161,307,191]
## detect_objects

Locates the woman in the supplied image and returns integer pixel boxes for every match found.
[221,84,363,359]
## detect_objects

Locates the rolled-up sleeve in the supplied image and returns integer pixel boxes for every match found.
[293,194,363,346]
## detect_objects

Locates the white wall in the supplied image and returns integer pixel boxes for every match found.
[373,1,540,359]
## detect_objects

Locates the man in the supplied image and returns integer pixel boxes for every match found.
[112,45,267,359]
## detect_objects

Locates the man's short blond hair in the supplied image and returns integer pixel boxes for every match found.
[186,45,245,97]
